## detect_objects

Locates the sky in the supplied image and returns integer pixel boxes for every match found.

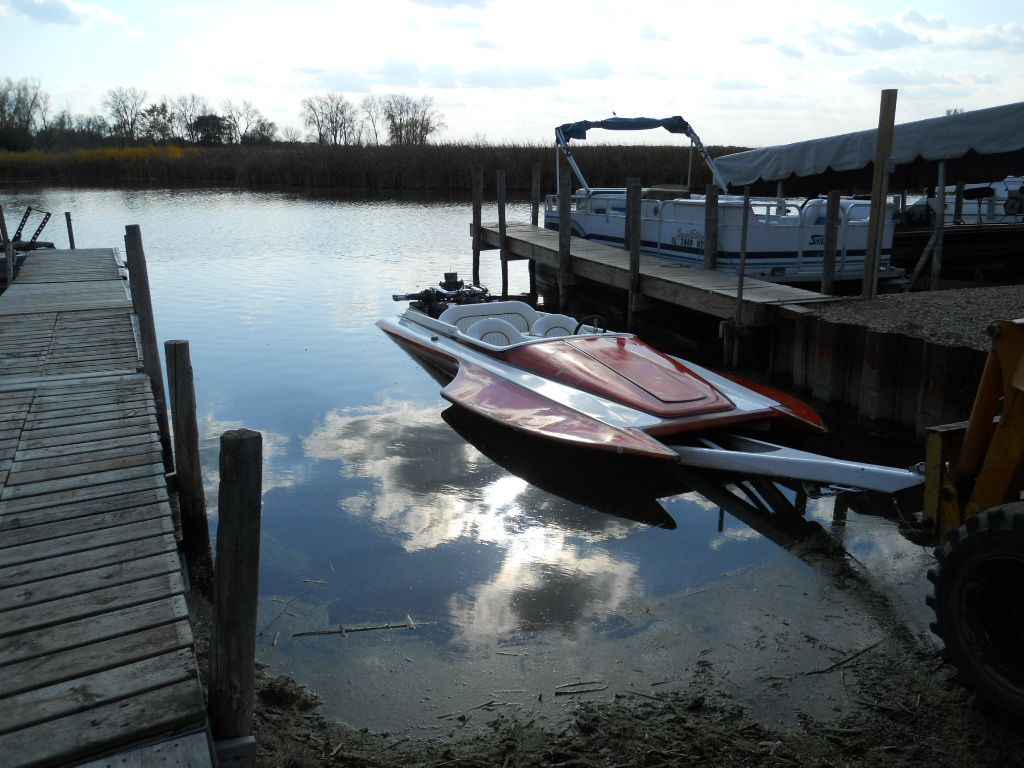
[2,0,1023,149]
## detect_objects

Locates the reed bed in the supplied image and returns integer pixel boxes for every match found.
[0,142,748,194]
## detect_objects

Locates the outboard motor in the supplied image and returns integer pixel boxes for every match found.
[391,272,490,317]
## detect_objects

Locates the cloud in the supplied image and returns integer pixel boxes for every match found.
[474,39,500,50]
[296,67,372,93]
[850,66,955,86]
[777,42,804,59]
[11,0,125,26]
[898,9,948,31]
[743,36,773,46]
[564,59,615,80]
[640,25,668,42]
[715,78,766,91]
[407,0,491,7]
[458,65,559,89]
[956,23,1024,52]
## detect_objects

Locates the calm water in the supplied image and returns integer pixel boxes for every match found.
[1,185,935,734]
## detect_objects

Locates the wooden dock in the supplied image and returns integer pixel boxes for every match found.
[0,249,213,767]
[478,222,833,326]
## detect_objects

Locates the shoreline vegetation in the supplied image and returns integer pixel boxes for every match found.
[0,142,750,194]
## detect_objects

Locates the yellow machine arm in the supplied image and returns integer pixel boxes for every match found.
[925,318,1024,540]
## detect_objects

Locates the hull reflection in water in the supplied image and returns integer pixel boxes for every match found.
[441,404,681,530]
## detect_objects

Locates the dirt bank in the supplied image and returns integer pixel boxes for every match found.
[188,571,1024,768]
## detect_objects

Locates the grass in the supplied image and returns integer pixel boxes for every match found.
[0,141,749,194]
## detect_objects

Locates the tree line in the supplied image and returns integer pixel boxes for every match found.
[0,77,446,153]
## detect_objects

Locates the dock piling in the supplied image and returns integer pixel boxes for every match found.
[65,211,76,249]
[1,204,13,285]
[209,428,263,766]
[124,225,174,474]
[166,339,214,597]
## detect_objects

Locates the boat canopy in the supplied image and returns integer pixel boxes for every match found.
[716,101,1024,195]
[556,116,695,142]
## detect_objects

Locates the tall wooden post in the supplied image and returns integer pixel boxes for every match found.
[703,184,719,270]
[626,178,642,332]
[820,190,841,295]
[472,165,483,286]
[65,212,76,249]
[165,339,213,597]
[530,163,541,226]
[557,159,572,313]
[123,225,173,474]
[862,88,898,301]
[209,428,263,764]
[497,170,509,299]
[930,161,946,291]
[1,205,13,286]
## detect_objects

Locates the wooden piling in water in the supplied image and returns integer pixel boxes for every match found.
[626,178,642,332]
[703,184,719,270]
[472,165,483,286]
[65,211,76,249]
[166,339,213,598]
[557,162,572,312]
[1,204,13,286]
[209,428,263,766]
[497,170,509,299]
[820,190,840,296]
[123,225,174,474]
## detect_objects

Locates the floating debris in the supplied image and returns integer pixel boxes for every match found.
[293,616,430,638]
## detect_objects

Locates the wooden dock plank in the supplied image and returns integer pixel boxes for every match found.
[480,222,830,326]
[0,247,212,767]
[0,678,206,768]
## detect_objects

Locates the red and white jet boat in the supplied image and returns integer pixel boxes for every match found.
[378,277,923,494]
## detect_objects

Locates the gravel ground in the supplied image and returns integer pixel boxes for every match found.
[809,285,1024,351]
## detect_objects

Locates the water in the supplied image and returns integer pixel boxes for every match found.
[0,184,937,734]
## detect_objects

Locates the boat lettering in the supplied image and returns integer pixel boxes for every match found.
[809,234,825,246]
[672,227,704,250]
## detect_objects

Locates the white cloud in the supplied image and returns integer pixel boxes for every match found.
[11,0,126,26]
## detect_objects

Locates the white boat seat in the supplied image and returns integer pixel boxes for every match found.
[531,314,578,337]
[438,301,540,333]
[465,317,529,347]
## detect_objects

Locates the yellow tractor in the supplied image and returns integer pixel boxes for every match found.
[925,318,1024,719]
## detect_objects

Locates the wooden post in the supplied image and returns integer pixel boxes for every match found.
[953,180,965,223]
[165,339,213,598]
[471,165,483,287]
[626,178,642,332]
[930,161,946,292]
[820,190,841,295]
[530,163,541,226]
[209,428,262,764]
[497,170,508,299]
[862,88,897,301]
[557,160,572,313]
[729,186,752,367]
[703,184,719,270]
[65,212,76,249]
[1,204,13,286]
[123,225,174,474]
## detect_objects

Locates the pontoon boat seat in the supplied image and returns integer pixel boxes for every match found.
[530,314,578,337]
[438,301,540,334]
[465,317,529,347]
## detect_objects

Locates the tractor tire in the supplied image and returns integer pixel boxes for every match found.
[928,503,1024,719]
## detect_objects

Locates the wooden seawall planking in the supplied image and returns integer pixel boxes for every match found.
[0,249,213,767]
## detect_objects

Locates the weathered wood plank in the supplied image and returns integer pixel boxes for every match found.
[0,461,165,501]
[0,530,177,589]
[76,731,214,768]
[1,571,185,639]
[0,515,175,568]
[0,487,167,530]
[0,550,180,611]
[0,472,167,514]
[9,446,164,484]
[0,593,189,667]
[0,620,194,700]
[0,678,206,768]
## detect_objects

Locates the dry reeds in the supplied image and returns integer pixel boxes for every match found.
[0,141,748,193]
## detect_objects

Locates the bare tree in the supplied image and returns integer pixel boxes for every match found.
[103,86,148,146]
[140,99,175,144]
[281,125,303,143]
[379,94,445,145]
[171,93,211,144]
[361,95,383,145]
[0,77,48,151]
[301,93,361,145]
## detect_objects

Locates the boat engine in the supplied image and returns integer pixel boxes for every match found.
[391,272,490,317]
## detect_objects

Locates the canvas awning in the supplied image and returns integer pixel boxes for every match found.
[715,101,1024,195]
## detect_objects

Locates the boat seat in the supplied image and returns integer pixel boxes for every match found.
[438,301,540,334]
[465,317,529,347]
[531,314,578,337]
